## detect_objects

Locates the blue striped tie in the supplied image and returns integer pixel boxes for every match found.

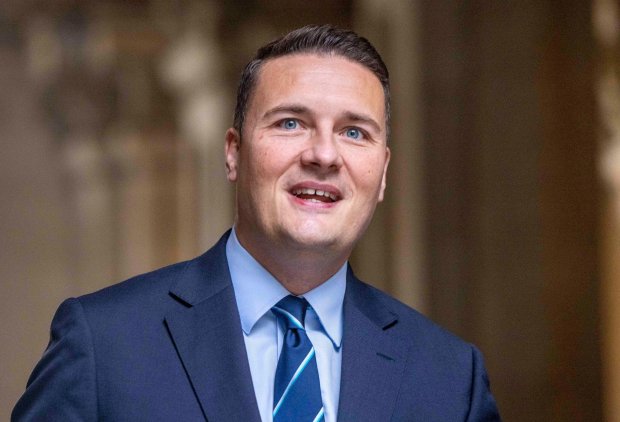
[272,296,324,422]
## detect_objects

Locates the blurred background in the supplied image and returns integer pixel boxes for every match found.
[1,0,618,420]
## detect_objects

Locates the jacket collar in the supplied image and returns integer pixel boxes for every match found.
[168,230,233,307]
[165,230,262,422]
[337,267,409,422]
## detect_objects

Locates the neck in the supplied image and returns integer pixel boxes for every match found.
[235,230,349,295]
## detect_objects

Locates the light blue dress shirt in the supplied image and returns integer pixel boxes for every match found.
[226,228,346,422]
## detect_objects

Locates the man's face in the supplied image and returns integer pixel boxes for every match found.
[226,53,390,257]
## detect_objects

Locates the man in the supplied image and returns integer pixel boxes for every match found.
[13,25,500,421]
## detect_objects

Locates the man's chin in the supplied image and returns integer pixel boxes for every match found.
[282,231,342,252]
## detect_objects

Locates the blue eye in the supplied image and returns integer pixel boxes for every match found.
[345,128,362,140]
[281,119,298,130]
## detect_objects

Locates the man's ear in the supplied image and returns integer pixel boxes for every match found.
[377,146,390,202]
[225,128,240,182]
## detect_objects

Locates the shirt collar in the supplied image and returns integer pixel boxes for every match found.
[226,227,346,348]
[303,265,346,348]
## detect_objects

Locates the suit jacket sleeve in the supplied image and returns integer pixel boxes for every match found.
[12,298,98,422]
[466,345,501,421]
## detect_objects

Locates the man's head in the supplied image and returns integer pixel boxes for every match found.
[225,25,390,284]
[233,24,390,139]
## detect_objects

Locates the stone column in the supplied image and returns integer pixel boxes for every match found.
[594,0,620,420]
[351,0,428,313]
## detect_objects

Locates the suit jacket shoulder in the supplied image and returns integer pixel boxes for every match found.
[351,277,471,355]
[13,231,261,422]
[337,270,501,422]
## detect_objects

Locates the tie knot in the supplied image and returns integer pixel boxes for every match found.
[272,295,308,330]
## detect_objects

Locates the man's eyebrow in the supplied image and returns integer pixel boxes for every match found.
[263,104,310,119]
[342,112,382,134]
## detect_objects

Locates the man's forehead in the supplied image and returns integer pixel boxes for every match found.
[250,53,386,118]
[258,52,377,82]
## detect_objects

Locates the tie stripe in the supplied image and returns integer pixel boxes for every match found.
[272,295,324,422]
[312,408,325,422]
[273,348,316,416]
[272,306,304,330]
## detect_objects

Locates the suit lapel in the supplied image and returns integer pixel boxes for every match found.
[164,232,261,422]
[337,270,409,422]
[163,234,408,421]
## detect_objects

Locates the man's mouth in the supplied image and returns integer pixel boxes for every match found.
[292,187,339,203]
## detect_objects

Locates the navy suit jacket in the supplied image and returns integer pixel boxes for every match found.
[13,231,500,421]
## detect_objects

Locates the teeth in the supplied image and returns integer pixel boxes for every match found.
[293,187,338,201]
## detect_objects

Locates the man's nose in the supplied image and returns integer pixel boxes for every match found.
[300,130,344,171]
